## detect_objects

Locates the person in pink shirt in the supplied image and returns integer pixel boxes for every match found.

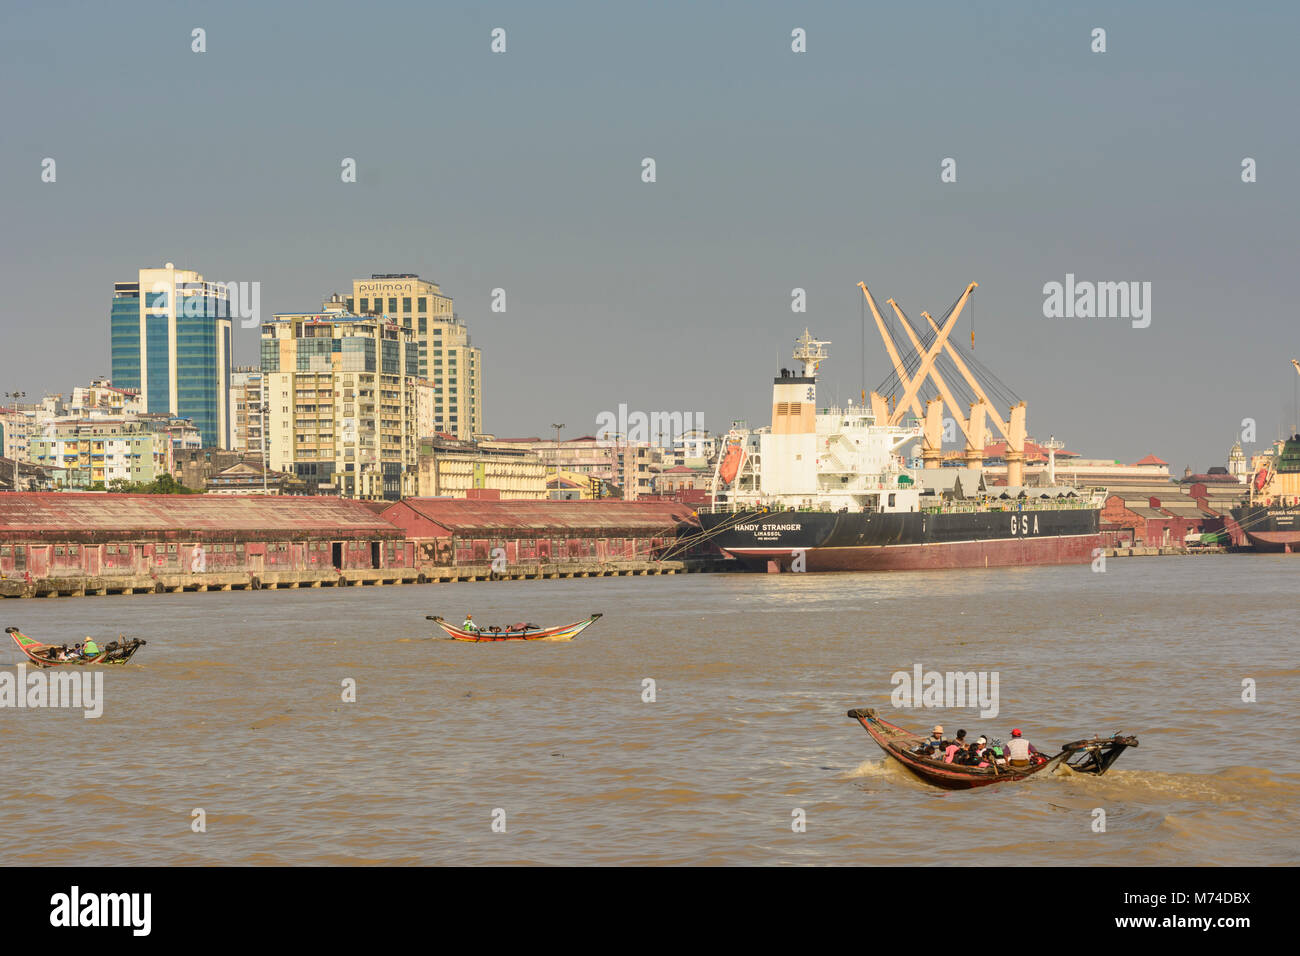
[943,729,968,763]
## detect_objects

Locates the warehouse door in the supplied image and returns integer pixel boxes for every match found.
[332,542,343,570]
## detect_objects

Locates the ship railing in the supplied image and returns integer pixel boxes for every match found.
[921,498,1100,515]
[703,496,1103,516]
[699,502,842,515]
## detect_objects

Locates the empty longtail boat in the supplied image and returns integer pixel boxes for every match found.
[426,613,602,643]
[6,626,147,668]
[847,707,1137,791]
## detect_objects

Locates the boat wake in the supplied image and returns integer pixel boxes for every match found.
[1058,764,1300,806]
[842,758,933,790]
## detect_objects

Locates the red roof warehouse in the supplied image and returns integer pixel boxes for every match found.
[380,498,700,567]
[0,493,405,588]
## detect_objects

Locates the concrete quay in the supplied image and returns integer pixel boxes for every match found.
[0,557,738,600]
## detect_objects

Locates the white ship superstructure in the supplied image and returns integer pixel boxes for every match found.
[714,330,923,513]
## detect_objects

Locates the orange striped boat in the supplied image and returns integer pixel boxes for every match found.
[427,613,602,643]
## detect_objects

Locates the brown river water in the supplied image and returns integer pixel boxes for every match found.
[1,555,1295,866]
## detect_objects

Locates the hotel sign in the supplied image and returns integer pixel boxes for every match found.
[358,281,415,294]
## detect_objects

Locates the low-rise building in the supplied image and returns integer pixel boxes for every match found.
[493,436,666,500]
[28,419,175,489]
[68,379,142,419]
[0,407,35,462]
[653,464,713,496]
[416,436,546,499]
[1100,480,1243,547]
[205,460,303,495]
[0,456,57,492]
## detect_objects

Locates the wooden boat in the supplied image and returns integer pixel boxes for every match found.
[847,707,1138,790]
[6,626,147,668]
[426,613,602,643]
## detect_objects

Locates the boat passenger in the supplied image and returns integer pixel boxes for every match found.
[954,742,980,766]
[916,725,946,755]
[1006,728,1033,767]
[943,729,967,763]
[462,614,479,634]
[83,637,100,657]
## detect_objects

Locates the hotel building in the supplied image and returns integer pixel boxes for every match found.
[329,275,482,440]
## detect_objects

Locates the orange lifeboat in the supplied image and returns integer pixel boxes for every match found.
[719,445,745,484]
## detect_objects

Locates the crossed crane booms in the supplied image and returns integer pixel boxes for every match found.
[858,282,1028,485]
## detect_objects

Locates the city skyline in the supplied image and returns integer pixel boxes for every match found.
[3,2,1298,472]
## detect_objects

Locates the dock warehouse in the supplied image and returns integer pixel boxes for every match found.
[0,493,406,597]
[379,498,701,571]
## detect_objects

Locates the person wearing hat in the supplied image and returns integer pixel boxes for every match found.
[1006,728,1033,767]
[462,613,479,634]
[915,724,946,756]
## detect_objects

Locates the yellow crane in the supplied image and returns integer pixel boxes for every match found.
[859,281,1029,484]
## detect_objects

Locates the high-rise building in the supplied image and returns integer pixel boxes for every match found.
[331,274,482,439]
[229,366,265,458]
[261,311,419,500]
[110,263,233,448]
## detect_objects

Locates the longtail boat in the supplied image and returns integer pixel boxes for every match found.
[6,626,147,668]
[847,707,1137,791]
[426,613,602,643]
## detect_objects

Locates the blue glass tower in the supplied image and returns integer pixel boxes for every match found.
[110,264,233,448]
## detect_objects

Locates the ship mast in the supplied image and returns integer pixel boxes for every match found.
[1043,435,1065,486]
[793,329,830,379]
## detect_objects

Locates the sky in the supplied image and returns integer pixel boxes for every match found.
[2,0,1297,472]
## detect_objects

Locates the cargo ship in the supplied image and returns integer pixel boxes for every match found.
[1231,434,1300,553]
[1229,360,1300,553]
[699,329,1103,572]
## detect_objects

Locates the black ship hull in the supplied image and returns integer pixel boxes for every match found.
[701,507,1101,571]
[1231,505,1300,553]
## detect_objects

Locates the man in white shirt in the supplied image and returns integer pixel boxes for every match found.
[1006,728,1033,767]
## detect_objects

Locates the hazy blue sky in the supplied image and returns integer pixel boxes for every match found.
[2,1,1297,471]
